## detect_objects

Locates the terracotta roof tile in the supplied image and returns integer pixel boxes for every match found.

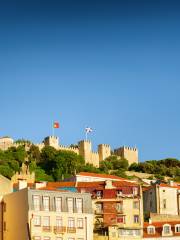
[77,172,127,181]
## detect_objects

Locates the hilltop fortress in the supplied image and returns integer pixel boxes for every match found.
[0,136,138,167]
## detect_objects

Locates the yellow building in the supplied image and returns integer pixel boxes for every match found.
[143,183,180,216]
[2,187,93,240]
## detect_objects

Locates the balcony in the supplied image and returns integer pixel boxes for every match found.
[67,227,76,233]
[54,226,66,234]
[95,209,103,215]
[42,226,51,232]
[116,208,123,214]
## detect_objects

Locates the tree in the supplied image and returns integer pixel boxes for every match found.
[0,165,14,179]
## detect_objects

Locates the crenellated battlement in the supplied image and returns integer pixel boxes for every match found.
[123,146,138,151]
[0,135,138,167]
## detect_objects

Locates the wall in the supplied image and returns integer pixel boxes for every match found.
[3,188,29,240]
[28,189,93,240]
[158,186,178,215]
[143,187,157,214]
[114,146,138,166]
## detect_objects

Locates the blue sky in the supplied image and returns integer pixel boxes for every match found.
[0,0,180,161]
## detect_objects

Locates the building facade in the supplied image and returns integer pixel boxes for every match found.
[2,188,93,240]
[143,183,180,216]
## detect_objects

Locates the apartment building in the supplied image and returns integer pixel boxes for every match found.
[47,177,143,240]
[143,183,180,216]
[2,187,93,240]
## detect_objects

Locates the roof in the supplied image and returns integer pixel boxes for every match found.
[143,183,180,192]
[144,221,180,228]
[47,182,76,188]
[143,221,180,238]
[77,172,129,181]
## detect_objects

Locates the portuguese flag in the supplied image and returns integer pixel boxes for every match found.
[53,122,59,128]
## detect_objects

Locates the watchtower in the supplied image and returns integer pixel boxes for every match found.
[98,144,111,161]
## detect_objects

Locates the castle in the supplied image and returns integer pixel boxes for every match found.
[0,136,138,167]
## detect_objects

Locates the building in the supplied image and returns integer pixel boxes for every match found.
[64,172,135,183]
[143,182,180,216]
[2,187,93,240]
[46,175,143,240]
[0,137,13,151]
[143,219,180,239]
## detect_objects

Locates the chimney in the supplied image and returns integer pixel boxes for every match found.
[35,182,47,189]
[18,179,27,190]
[169,180,174,186]
[149,218,152,224]
[105,180,115,189]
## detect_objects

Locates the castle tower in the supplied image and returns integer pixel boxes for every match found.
[43,136,59,149]
[114,146,138,165]
[78,140,92,164]
[98,144,111,161]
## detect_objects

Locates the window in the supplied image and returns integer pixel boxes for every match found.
[67,198,74,213]
[175,224,180,233]
[133,187,138,195]
[147,226,155,234]
[43,196,50,211]
[56,238,63,240]
[68,218,75,228]
[68,238,75,240]
[117,190,122,197]
[76,198,83,213]
[4,222,6,231]
[96,191,102,198]
[3,203,6,212]
[118,229,140,236]
[77,218,83,229]
[163,190,166,192]
[133,201,139,209]
[33,215,41,226]
[163,225,171,234]
[116,202,123,212]
[56,217,63,227]
[55,197,62,212]
[117,215,125,223]
[134,230,140,236]
[34,237,41,240]
[134,215,139,223]
[33,195,40,211]
[150,200,152,208]
[163,199,167,209]
[95,203,103,214]
[43,216,50,227]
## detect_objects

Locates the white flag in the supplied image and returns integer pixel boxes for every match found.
[85,127,93,133]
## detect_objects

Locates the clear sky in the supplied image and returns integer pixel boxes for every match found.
[0,0,180,161]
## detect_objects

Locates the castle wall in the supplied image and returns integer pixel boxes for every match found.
[114,146,138,165]
[0,136,139,168]
[98,144,111,161]
[0,137,14,151]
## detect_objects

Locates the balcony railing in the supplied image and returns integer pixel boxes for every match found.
[30,205,92,213]
[42,226,52,232]
[54,226,66,234]
[67,227,76,233]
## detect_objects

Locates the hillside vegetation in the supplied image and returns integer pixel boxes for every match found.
[0,142,179,182]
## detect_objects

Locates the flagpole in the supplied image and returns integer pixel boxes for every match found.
[52,121,54,136]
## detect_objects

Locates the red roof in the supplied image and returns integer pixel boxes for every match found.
[143,221,180,238]
[47,182,75,188]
